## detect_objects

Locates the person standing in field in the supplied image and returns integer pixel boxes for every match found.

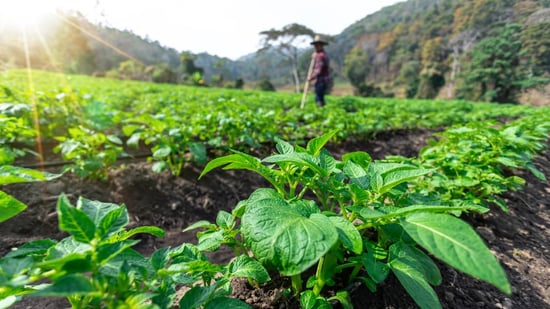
[309,34,331,107]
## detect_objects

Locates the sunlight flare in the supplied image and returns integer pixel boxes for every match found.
[0,0,55,29]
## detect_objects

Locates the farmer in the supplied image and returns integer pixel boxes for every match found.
[309,34,331,107]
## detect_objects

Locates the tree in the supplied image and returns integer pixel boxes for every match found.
[416,37,446,99]
[522,19,550,75]
[457,23,546,103]
[179,52,204,85]
[343,47,369,96]
[258,23,318,93]
[255,76,276,92]
[115,60,146,80]
[396,61,421,98]
[151,63,177,84]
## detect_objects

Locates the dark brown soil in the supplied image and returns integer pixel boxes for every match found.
[1,128,548,309]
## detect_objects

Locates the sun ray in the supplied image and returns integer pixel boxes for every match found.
[55,11,146,67]
[21,27,44,171]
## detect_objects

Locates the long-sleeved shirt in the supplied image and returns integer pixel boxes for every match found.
[309,50,331,84]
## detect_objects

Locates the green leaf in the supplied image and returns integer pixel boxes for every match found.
[275,137,294,154]
[300,290,332,309]
[390,242,441,286]
[525,162,546,181]
[242,189,338,276]
[204,297,251,309]
[153,145,172,158]
[390,258,441,309]
[57,195,96,243]
[151,247,170,270]
[342,151,371,168]
[401,213,511,294]
[263,152,326,177]
[0,191,27,223]
[216,211,234,229]
[152,161,167,173]
[96,240,139,265]
[121,226,165,240]
[328,216,362,254]
[328,291,352,309]
[0,256,34,277]
[0,296,18,308]
[39,239,90,270]
[228,256,270,283]
[379,166,434,194]
[97,206,129,238]
[106,134,122,144]
[5,239,57,258]
[0,165,60,185]
[44,238,91,261]
[189,142,207,164]
[319,149,337,173]
[343,160,369,188]
[197,230,224,251]
[359,204,488,221]
[359,251,389,284]
[306,129,338,156]
[183,220,216,233]
[199,153,260,179]
[300,290,316,308]
[77,197,125,226]
[126,132,141,147]
[178,285,218,309]
[33,274,93,297]
[99,249,152,275]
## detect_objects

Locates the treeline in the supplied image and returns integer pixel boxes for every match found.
[333,0,550,103]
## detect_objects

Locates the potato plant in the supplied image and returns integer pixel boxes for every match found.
[0,195,266,308]
[54,125,126,181]
[405,114,549,211]
[193,131,511,308]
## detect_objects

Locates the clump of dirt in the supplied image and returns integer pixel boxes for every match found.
[1,129,548,309]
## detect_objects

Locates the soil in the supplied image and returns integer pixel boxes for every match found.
[1,128,548,309]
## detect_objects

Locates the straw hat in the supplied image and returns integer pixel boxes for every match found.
[310,34,328,45]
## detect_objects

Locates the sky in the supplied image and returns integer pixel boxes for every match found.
[2,0,405,60]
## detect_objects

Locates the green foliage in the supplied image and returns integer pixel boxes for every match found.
[410,113,549,211]
[343,47,369,93]
[195,131,512,308]
[521,21,550,75]
[1,70,542,179]
[151,63,178,84]
[54,126,125,181]
[0,196,256,308]
[396,61,421,98]
[123,114,207,177]
[458,23,547,103]
[179,52,205,85]
[255,77,276,92]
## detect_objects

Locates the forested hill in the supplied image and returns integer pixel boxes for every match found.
[326,0,550,102]
[1,1,549,103]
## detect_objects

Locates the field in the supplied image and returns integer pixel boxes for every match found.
[1,70,549,308]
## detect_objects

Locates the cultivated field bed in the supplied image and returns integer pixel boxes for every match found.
[1,130,548,308]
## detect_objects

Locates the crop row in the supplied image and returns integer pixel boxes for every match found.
[1,70,548,179]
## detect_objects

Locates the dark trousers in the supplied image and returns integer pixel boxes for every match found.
[315,82,327,107]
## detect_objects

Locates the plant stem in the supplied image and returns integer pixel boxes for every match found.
[291,274,303,295]
[313,256,326,296]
